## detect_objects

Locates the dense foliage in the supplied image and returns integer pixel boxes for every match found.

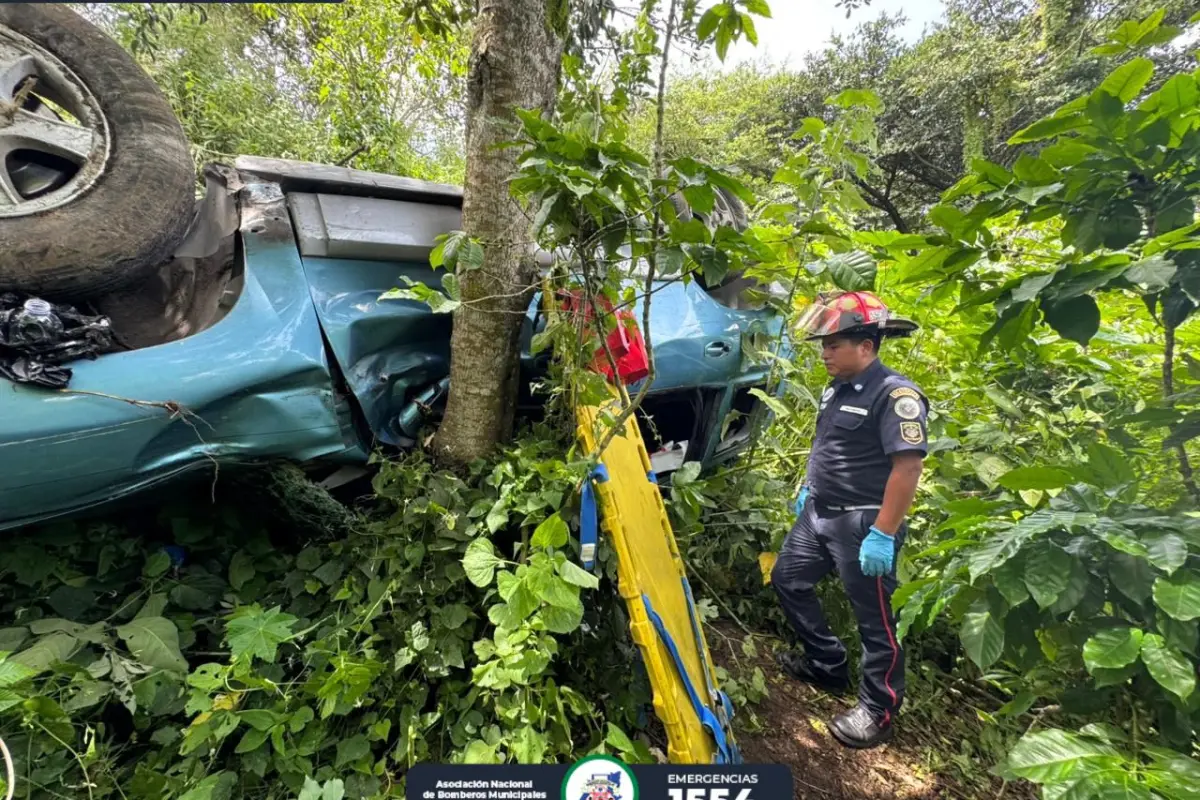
[0,443,660,798]
[4,1,1200,798]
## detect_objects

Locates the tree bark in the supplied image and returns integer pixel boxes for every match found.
[431,0,563,465]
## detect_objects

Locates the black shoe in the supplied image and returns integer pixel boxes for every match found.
[829,704,894,749]
[774,649,850,695]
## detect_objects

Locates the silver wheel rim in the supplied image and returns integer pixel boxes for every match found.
[0,25,109,218]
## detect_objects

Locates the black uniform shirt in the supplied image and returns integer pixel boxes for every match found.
[806,358,929,508]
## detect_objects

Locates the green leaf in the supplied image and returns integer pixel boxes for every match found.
[225,605,297,662]
[336,734,370,767]
[997,466,1075,491]
[605,722,636,753]
[463,539,502,587]
[0,628,27,653]
[0,655,36,689]
[1008,111,1089,145]
[830,88,882,112]
[299,778,324,800]
[1083,627,1144,671]
[1049,560,1091,616]
[822,250,877,292]
[234,727,269,754]
[1140,633,1195,700]
[743,0,771,16]
[960,605,1005,668]
[1104,201,1144,249]
[541,602,584,634]
[1156,74,1199,114]
[997,688,1037,718]
[1088,90,1126,127]
[439,604,471,630]
[1092,662,1140,688]
[289,705,315,733]
[1043,295,1100,346]
[462,739,501,764]
[1025,544,1072,608]
[968,511,1093,581]
[229,551,255,591]
[557,558,600,589]
[116,617,188,673]
[1100,58,1155,103]
[974,453,1016,489]
[1157,611,1198,656]
[1110,554,1156,603]
[696,7,721,41]
[739,12,758,45]
[239,709,281,731]
[1154,571,1200,621]
[1145,533,1188,575]
[992,560,1031,606]
[714,18,733,60]
[1125,256,1177,291]
[144,551,171,578]
[459,239,485,271]
[1005,729,1122,783]
[531,514,568,549]
[11,633,79,674]
[178,772,237,800]
[1081,441,1135,489]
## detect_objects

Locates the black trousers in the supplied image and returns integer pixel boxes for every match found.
[770,498,906,723]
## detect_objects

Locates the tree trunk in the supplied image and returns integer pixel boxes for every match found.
[430,0,563,465]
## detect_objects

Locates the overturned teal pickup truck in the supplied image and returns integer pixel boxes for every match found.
[0,6,784,532]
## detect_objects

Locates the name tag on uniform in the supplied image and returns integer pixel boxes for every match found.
[839,405,868,416]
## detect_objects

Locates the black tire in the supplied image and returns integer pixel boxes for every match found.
[0,4,194,300]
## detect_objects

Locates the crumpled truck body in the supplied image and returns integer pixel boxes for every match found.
[0,157,784,532]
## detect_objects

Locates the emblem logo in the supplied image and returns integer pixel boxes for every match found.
[562,755,639,800]
[889,387,920,401]
[893,396,922,420]
[900,421,924,444]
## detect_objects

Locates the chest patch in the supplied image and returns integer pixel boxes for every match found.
[893,396,922,420]
[839,405,868,416]
[820,387,835,411]
[890,386,920,401]
[900,421,924,444]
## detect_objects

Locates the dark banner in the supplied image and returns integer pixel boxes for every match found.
[406,759,793,800]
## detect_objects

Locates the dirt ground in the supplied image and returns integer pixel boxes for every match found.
[705,623,1031,800]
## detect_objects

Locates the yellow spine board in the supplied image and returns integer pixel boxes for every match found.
[576,394,730,764]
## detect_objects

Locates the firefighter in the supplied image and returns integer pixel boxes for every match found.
[771,291,927,750]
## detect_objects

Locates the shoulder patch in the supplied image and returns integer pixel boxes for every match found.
[889,386,920,401]
[900,421,924,445]
[893,396,922,420]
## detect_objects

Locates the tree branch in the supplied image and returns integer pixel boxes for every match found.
[589,0,677,461]
[1163,323,1200,505]
[853,176,910,233]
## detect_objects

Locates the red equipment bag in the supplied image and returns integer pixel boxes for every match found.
[559,290,650,386]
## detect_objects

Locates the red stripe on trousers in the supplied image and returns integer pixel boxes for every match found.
[876,576,899,725]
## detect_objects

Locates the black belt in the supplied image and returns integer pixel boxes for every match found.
[815,501,881,513]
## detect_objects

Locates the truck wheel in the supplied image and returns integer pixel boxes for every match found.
[0,4,194,300]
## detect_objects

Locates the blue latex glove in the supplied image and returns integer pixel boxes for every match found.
[859,527,896,576]
[793,485,809,516]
